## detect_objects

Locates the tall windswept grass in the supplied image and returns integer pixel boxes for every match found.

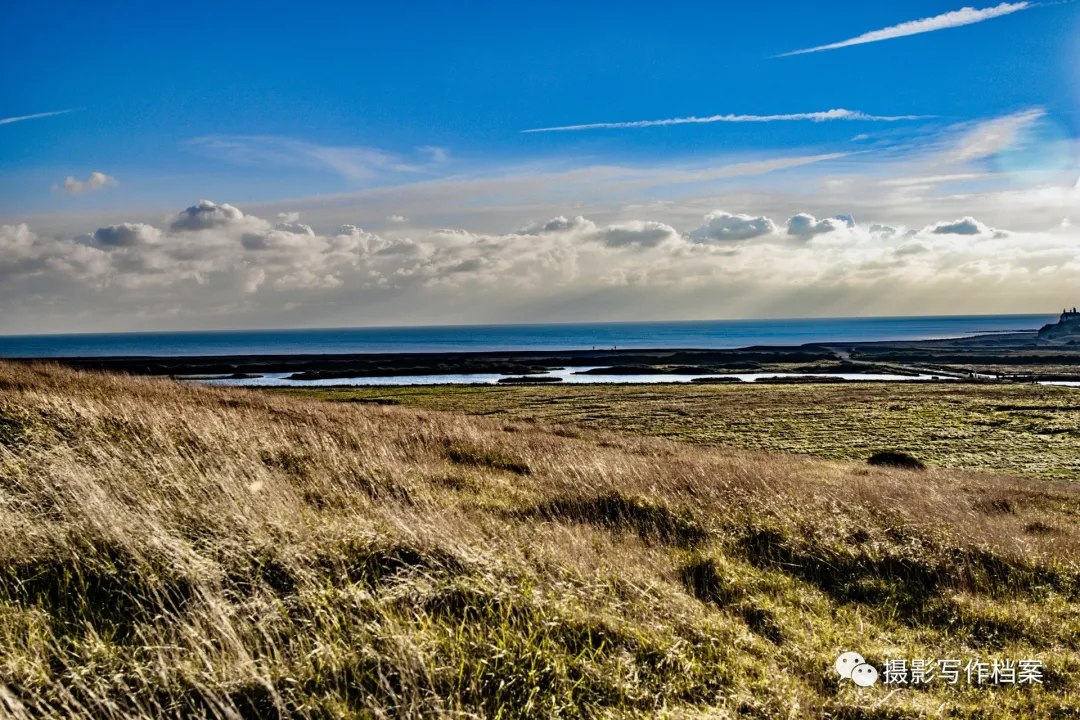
[1,362,1078,718]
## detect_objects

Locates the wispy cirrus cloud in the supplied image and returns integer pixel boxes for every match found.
[188,135,434,181]
[776,2,1033,57]
[0,109,73,126]
[943,108,1046,163]
[523,108,931,133]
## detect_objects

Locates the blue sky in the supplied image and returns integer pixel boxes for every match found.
[1,1,1079,332]
[2,0,1076,213]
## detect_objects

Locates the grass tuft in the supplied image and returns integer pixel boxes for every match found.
[446,441,531,475]
[523,491,708,547]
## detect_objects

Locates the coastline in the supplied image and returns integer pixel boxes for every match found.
[6,326,1080,385]
[0,314,1056,359]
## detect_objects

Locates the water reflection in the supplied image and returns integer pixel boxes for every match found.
[188,366,953,387]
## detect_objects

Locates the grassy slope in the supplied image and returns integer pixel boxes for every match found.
[275,383,1080,480]
[1,364,1079,718]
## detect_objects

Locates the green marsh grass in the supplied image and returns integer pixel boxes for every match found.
[281,382,1080,480]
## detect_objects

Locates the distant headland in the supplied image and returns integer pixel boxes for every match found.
[1038,306,1080,342]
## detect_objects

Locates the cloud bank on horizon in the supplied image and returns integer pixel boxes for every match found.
[776,2,1034,57]
[2,178,1077,334]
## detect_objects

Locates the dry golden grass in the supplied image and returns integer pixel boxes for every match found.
[275,382,1080,480]
[1,362,1079,718]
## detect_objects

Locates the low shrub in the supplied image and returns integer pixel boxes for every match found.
[867,450,925,470]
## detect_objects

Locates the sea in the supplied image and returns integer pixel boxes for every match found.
[0,314,1056,359]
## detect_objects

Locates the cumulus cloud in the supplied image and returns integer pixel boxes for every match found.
[275,222,315,236]
[928,217,992,235]
[53,172,118,194]
[869,224,909,238]
[0,223,109,285]
[386,215,408,223]
[4,200,1080,334]
[599,221,679,248]
[894,240,930,256]
[522,216,596,235]
[169,200,248,232]
[786,213,851,238]
[689,211,777,242]
[91,223,161,247]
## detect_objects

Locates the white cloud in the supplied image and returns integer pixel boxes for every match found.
[53,172,118,194]
[386,215,408,223]
[927,217,993,235]
[6,199,1080,335]
[0,223,109,286]
[418,146,449,162]
[169,200,249,232]
[599,221,679,248]
[878,173,990,187]
[0,109,73,125]
[91,223,161,247]
[522,215,597,235]
[787,213,851,238]
[243,268,266,293]
[275,222,315,236]
[523,109,930,133]
[945,108,1046,163]
[689,211,777,242]
[777,2,1033,57]
[869,223,903,237]
[188,136,420,181]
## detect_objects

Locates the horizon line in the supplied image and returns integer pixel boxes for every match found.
[0,311,1059,341]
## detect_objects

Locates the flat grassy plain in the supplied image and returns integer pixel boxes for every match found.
[3,364,1080,718]
[276,382,1080,481]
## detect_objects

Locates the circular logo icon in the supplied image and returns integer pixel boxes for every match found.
[851,663,879,687]
[834,651,866,680]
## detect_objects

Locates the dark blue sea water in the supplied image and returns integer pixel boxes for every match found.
[0,315,1054,358]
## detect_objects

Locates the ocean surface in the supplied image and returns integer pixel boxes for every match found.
[0,314,1055,359]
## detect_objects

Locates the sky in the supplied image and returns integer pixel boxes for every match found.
[1,0,1079,334]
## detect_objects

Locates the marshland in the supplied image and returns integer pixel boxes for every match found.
[1,362,1078,718]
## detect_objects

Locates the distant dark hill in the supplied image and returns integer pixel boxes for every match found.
[1037,317,1080,342]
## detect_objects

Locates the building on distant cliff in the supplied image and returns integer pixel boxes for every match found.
[1037,307,1080,340]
